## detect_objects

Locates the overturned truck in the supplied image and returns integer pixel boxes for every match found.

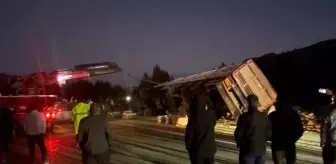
[155,59,277,121]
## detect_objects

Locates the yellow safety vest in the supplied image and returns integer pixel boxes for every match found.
[72,102,90,134]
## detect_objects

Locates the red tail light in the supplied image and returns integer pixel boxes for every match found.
[44,111,57,119]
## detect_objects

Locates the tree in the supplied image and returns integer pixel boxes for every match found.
[94,80,113,100]
[136,65,173,114]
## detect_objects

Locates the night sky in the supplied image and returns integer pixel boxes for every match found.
[1,1,336,85]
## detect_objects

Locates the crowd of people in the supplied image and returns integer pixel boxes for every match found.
[184,88,336,164]
[0,98,112,164]
[1,88,336,164]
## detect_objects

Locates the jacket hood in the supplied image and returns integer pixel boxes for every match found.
[189,94,207,117]
[247,94,259,112]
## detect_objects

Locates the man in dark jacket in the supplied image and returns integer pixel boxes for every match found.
[185,92,221,164]
[269,99,303,164]
[321,93,336,164]
[0,107,15,163]
[234,94,272,164]
[78,103,112,164]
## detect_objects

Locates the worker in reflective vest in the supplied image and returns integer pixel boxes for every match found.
[72,100,91,144]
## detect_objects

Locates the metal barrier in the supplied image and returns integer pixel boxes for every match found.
[156,115,188,127]
[110,112,122,118]
[175,116,188,127]
[122,112,137,119]
[157,115,171,124]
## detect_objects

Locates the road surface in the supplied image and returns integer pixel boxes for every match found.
[9,119,323,164]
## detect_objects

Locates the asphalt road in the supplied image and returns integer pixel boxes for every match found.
[8,119,323,164]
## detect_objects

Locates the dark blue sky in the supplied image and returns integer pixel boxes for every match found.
[1,1,336,85]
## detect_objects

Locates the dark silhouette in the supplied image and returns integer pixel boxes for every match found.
[0,107,15,163]
[320,93,336,164]
[78,103,112,164]
[234,94,272,164]
[269,97,303,164]
[253,39,336,109]
[185,89,220,164]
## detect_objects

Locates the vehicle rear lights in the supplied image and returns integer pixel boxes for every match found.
[45,112,56,119]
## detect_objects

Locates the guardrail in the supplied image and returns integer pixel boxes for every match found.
[122,112,137,119]
[157,115,188,127]
[157,115,171,124]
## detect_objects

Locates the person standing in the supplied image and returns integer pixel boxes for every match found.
[72,100,91,144]
[269,98,303,164]
[0,107,15,163]
[78,103,112,164]
[234,94,272,164]
[321,91,336,164]
[185,88,220,164]
[23,106,48,164]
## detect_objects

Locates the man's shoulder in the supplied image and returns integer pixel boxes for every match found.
[80,116,90,124]
[255,111,268,119]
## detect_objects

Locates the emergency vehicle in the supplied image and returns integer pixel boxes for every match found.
[0,62,122,135]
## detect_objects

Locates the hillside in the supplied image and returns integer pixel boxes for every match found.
[254,39,336,109]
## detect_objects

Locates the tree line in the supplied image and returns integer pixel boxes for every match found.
[61,64,173,113]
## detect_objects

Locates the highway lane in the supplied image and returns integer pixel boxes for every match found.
[110,120,322,164]
[118,120,322,154]
[8,119,323,164]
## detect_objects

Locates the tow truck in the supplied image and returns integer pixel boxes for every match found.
[0,62,122,135]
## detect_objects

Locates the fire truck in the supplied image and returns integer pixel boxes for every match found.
[0,62,122,135]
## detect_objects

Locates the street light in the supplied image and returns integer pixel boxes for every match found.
[125,96,132,112]
[125,96,131,102]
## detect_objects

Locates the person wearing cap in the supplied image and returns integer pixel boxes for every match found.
[78,103,112,164]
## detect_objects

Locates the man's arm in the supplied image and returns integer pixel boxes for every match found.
[321,115,330,148]
[266,116,272,141]
[39,113,46,134]
[72,104,78,122]
[293,112,304,142]
[234,114,245,148]
[104,119,112,147]
[78,119,86,146]
[184,121,194,151]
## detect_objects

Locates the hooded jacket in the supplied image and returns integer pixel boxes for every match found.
[234,100,272,156]
[185,94,218,157]
[269,102,303,150]
[78,103,112,154]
